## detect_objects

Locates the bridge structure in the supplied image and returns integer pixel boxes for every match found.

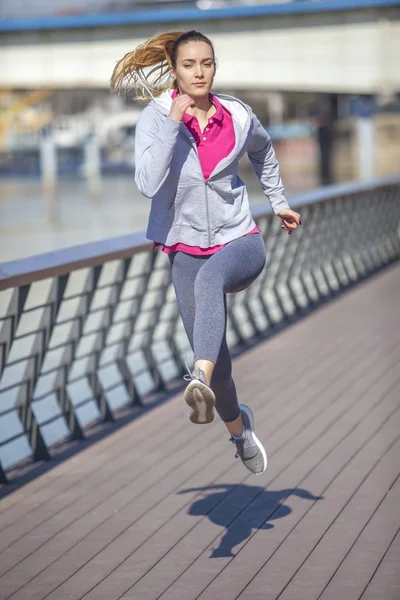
[0,175,399,598]
[1,0,400,94]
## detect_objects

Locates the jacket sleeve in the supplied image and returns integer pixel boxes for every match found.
[134,109,181,198]
[246,112,290,215]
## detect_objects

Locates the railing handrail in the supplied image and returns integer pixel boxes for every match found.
[253,174,400,217]
[0,231,150,291]
[1,174,399,292]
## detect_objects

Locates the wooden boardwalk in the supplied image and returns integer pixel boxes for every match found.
[0,264,399,600]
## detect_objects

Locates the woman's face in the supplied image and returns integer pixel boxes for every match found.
[171,41,216,98]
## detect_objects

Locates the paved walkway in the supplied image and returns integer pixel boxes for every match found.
[0,265,399,600]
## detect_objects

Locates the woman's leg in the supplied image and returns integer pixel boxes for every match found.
[192,234,267,457]
[193,233,266,365]
[169,251,216,424]
[170,233,265,425]
[169,251,205,348]
[169,252,240,425]
[210,295,241,424]
[169,242,267,474]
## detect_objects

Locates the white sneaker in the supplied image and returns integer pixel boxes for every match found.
[183,366,215,424]
[231,404,267,475]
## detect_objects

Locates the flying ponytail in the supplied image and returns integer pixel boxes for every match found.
[110,30,215,101]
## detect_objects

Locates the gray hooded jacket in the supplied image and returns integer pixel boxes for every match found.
[134,89,290,247]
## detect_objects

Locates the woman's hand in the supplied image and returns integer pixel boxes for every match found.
[278,208,301,236]
[168,94,195,122]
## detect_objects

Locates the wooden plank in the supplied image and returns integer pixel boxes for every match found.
[130,382,400,600]
[45,381,400,600]
[318,477,400,600]
[193,370,400,598]
[3,325,394,599]
[238,419,400,599]
[101,352,400,594]
[361,530,400,600]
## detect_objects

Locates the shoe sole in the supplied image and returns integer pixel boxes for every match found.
[239,404,268,475]
[184,380,215,424]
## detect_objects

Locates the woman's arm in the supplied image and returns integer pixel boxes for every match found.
[134,110,181,198]
[246,112,290,215]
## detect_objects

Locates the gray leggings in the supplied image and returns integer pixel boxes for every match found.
[169,233,266,423]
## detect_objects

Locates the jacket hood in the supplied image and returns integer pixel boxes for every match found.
[151,89,174,115]
[150,89,251,130]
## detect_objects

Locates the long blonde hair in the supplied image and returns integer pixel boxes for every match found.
[110,30,215,101]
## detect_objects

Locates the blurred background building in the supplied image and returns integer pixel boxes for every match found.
[0,0,399,261]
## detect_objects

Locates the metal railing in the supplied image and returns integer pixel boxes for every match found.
[0,175,399,482]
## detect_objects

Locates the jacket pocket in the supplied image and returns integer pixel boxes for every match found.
[216,178,246,225]
[173,184,207,232]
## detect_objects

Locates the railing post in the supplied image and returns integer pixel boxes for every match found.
[0,284,30,380]
[89,371,114,422]
[0,462,8,484]
[57,380,85,441]
[30,418,51,462]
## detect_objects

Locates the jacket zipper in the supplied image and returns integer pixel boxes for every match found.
[204,181,211,247]
[181,127,212,246]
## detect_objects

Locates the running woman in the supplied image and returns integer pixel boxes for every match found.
[111,30,301,475]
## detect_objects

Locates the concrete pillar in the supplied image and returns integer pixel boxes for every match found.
[84,128,102,203]
[266,92,284,127]
[316,94,337,186]
[355,115,375,181]
[39,124,59,226]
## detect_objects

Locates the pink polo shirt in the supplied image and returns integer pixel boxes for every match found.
[153,90,260,255]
